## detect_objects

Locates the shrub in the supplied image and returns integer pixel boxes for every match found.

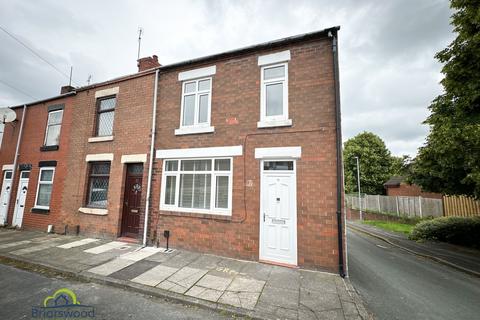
[409,216,480,248]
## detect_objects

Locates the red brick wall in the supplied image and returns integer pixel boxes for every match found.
[59,74,155,239]
[0,96,74,232]
[386,183,443,199]
[149,37,342,271]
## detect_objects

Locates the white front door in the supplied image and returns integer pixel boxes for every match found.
[12,171,30,228]
[0,170,13,225]
[259,160,297,265]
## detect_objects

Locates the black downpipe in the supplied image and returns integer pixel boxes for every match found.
[330,30,345,278]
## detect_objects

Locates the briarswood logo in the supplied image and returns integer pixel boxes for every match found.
[31,288,95,319]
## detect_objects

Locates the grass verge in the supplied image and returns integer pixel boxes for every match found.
[362,220,414,235]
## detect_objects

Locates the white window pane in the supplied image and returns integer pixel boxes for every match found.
[215,176,229,209]
[198,95,209,124]
[184,82,196,94]
[266,83,283,116]
[179,174,193,208]
[36,184,52,207]
[45,124,61,146]
[165,176,176,205]
[264,66,285,80]
[198,79,210,91]
[48,110,63,125]
[165,160,178,171]
[97,111,114,136]
[193,173,211,209]
[182,95,195,126]
[215,159,230,171]
[40,169,54,182]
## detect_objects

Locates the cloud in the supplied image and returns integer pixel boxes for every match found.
[0,0,454,156]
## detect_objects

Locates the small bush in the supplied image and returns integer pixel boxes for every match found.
[409,216,480,248]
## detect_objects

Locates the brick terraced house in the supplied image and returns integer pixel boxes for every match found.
[0,27,345,273]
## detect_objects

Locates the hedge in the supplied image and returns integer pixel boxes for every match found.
[409,216,480,248]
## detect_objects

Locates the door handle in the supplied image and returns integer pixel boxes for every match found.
[263,212,266,222]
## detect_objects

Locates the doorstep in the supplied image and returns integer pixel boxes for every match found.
[0,229,369,320]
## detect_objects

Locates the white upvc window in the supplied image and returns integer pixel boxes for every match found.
[179,78,212,129]
[34,167,55,209]
[258,62,291,128]
[44,110,63,146]
[160,158,232,215]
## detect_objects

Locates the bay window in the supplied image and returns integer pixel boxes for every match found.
[161,158,232,215]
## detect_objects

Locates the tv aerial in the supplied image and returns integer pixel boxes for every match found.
[0,107,17,127]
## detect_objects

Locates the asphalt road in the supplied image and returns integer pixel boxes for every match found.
[347,229,480,320]
[0,264,239,320]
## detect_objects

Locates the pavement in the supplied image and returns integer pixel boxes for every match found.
[348,220,480,277]
[0,228,368,320]
[0,263,238,320]
[348,228,480,320]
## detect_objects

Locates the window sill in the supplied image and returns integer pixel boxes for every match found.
[31,207,50,214]
[159,209,232,221]
[78,207,108,216]
[40,145,59,152]
[257,119,292,128]
[88,136,114,143]
[174,126,215,136]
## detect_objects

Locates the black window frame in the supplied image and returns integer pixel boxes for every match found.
[95,95,116,137]
[86,161,111,208]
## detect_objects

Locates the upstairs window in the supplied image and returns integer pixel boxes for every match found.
[34,167,55,209]
[87,162,111,208]
[96,96,116,137]
[180,78,211,128]
[259,62,290,127]
[44,110,63,146]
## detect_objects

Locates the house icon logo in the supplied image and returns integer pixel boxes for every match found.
[32,288,95,319]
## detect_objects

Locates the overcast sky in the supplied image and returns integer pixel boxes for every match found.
[0,0,454,156]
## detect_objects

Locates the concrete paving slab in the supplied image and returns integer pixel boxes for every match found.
[185,285,223,302]
[239,262,272,281]
[145,249,179,263]
[161,251,201,268]
[84,241,129,254]
[157,267,207,294]
[299,287,342,312]
[219,291,261,310]
[131,264,179,286]
[87,258,135,276]
[299,269,338,294]
[0,240,32,249]
[57,238,100,249]
[110,260,159,281]
[120,247,164,261]
[208,258,248,278]
[196,274,233,291]
[226,276,265,293]
[188,254,222,270]
[9,238,68,255]
[267,265,301,290]
[259,285,299,310]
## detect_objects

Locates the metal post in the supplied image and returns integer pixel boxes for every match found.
[355,156,362,221]
[418,196,423,218]
[377,195,381,212]
[395,196,399,216]
[3,105,26,225]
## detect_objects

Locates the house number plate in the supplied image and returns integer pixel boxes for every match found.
[271,218,286,225]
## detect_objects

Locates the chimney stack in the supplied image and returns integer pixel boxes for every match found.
[137,55,161,72]
[60,85,75,94]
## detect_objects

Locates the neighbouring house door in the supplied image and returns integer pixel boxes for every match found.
[259,160,297,266]
[121,164,143,237]
[12,171,30,228]
[0,170,13,225]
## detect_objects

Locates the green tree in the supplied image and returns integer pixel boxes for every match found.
[344,132,394,195]
[412,1,480,198]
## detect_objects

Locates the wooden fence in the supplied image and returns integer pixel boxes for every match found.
[443,195,480,217]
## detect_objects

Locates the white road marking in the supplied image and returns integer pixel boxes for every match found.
[376,244,388,249]
[57,238,99,249]
[120,247,164,262]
